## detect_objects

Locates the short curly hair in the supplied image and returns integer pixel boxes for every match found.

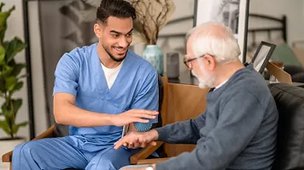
[96,0,136,23]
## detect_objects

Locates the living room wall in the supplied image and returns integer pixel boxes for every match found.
[250,0,304,46]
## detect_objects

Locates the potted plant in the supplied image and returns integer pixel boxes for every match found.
[0,2,27,158]
[129,0,175,75]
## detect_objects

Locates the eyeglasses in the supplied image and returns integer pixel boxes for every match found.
[183,54,208,69]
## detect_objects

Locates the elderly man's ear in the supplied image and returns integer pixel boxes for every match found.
[203,54,216,71]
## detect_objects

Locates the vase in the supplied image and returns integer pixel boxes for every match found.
[142,45,164,75]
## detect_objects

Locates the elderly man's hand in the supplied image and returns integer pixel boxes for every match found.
[114,129,159,149]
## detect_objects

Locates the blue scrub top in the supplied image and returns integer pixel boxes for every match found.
[53,43,159,150]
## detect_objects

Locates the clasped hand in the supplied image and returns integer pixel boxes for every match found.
[114,130,158,150]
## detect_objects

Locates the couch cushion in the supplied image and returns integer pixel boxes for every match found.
[271,43,302,67]
[269,83,304,170]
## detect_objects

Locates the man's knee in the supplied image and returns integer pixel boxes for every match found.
[13,141,41,160]
[86,157,116,170]
[86,148,132,170]
[12,142,42,170]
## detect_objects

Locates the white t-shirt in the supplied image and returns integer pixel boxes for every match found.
[101,61,123,89]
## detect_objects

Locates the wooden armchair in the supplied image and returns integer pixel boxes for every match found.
[2,76,209,168]
[2,124,56,169]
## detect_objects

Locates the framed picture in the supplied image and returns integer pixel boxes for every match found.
[195,0,250,63]
[250,41,276,74]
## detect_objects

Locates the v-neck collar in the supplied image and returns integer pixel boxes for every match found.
[93,44,130,92]
[101,60,124,89]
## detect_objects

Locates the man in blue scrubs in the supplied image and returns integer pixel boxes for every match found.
[12,0,159,169]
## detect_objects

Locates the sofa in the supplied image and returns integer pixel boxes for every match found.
[269,83,304,170]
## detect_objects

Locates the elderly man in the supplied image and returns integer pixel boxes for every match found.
[115,22,278,170]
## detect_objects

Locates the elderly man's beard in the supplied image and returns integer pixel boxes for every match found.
[192,65,216,89]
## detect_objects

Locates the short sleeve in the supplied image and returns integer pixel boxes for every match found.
[53,53,80,96]
[132,67,159,131]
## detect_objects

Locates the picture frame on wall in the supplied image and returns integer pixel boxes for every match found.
[195,0,250,63]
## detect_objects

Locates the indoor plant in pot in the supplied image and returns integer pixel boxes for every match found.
[0,2,27,161]
[130,0,175,75]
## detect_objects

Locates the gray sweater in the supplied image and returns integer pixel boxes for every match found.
[156,66,278,170]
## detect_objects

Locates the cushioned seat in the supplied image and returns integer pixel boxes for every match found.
[269,83,304,170]
[284,65,304,83]
[271,43,302,67]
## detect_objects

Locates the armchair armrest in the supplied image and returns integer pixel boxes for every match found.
[130,141,164,164]
[137,157,169,165]
[2,125,56,163]
[2,151,12,163]
[32,124,56,140]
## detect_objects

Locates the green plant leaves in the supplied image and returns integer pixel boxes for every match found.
[11,63,26,77]
[13,98,22,115]
[0,69,25,94]
[0,3,15,43]
[12,121,28,135]
[3,37,26,62]
[0,120,27,139]
[5,77,24,92]
[0,120,10,135]
[0,98,24,138]
[0,3,27,138]
[0,45,5,64]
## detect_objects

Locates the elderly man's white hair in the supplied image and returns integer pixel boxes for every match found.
[188,22,241,63]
